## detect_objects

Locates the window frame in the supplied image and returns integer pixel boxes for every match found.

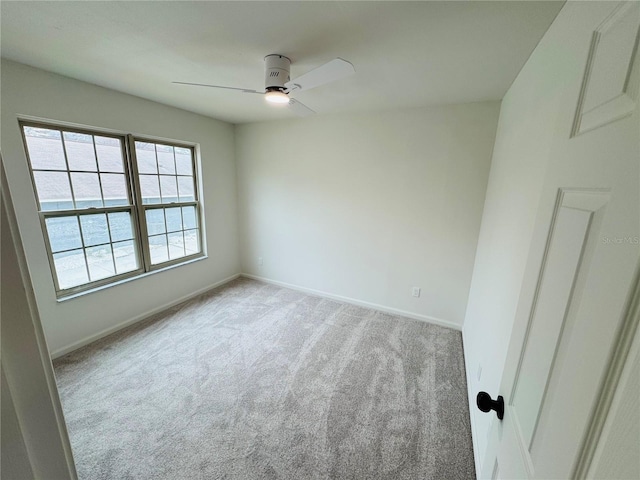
[19,120,205,298]
[128,135,203,272]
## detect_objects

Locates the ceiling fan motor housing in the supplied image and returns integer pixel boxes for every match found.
[264,54,291,91]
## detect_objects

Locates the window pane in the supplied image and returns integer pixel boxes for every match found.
[168,231,185,260]
[140,175,161,204]
[101,173,129,206]
[135,142,157,174]
[80,214,110,247]
[113,240,138,274]
[45,216,82,252]
[145,209,166,236]
[156,145,175,174]
[177,176,195,202]
[95,136,124,172]
[175,147,193,176]
[182,206,197,230]
[71,172,103,208]
[184,229,200,255]
[165,207,182,233]
[33,171,74,211]
[53,249,89,289]
[108,212,134,242]
[149,234,169,264]
[86,244,115,281]
[24,127,67,170]
[63,132,97,171]
[159,176,178,203]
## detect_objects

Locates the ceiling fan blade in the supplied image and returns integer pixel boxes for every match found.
[288,98,315,117]
[285,58,355,92]
[172,82,263,94]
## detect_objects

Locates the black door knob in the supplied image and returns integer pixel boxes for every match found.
[476,391,504,420]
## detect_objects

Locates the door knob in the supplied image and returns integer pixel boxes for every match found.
[476,391,504,420]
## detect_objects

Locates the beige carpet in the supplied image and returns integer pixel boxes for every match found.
[54,277,476,479]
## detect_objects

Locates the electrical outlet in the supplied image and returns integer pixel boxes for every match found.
[412,287,421,297]
[258,257,263,266]
[477,364,483,381]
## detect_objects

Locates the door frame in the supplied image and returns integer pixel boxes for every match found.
[1,159,78,479]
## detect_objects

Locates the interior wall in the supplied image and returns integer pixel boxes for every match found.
[236,103,500,327]
[1,60,239,355]
[463,0,640,473]
[1,367,35,480]
[1,164,76,479]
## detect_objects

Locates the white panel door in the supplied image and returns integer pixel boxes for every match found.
[481,2,640,479]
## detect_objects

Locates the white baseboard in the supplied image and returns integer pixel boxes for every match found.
[241,273,462,331]
[51,271,462,357]
[50,273,240,359]
[462,325,482,478]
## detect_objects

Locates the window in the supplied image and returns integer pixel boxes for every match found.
[133,141,201,265]
[20,122,203,297]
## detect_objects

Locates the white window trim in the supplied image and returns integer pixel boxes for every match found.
[19,120,205,298]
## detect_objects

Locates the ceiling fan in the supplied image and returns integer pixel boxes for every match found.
[173,54,355,117]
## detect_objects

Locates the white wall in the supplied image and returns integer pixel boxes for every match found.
[1,60,239,355]
[1,165,76,479]
[236,103,499,327]
[463,0,640,473]
[2,367,35,480]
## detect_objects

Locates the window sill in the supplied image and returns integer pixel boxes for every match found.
[56,254,208,302]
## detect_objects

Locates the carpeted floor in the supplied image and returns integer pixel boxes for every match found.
[54,278,476,479]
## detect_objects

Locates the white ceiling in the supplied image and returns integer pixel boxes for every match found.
[1,1,564,124]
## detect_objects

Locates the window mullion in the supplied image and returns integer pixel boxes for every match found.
[126,134,152,271]
[58,128,78,209]
[74,215,92,283]
[43,205,133,217]
[102,212,118,277]
[143,201,198,210]
[39,212,63,292]
[189,145,204,255]
[92,136,107,208]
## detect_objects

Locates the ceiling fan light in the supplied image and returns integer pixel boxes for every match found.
[265,90,290,104]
